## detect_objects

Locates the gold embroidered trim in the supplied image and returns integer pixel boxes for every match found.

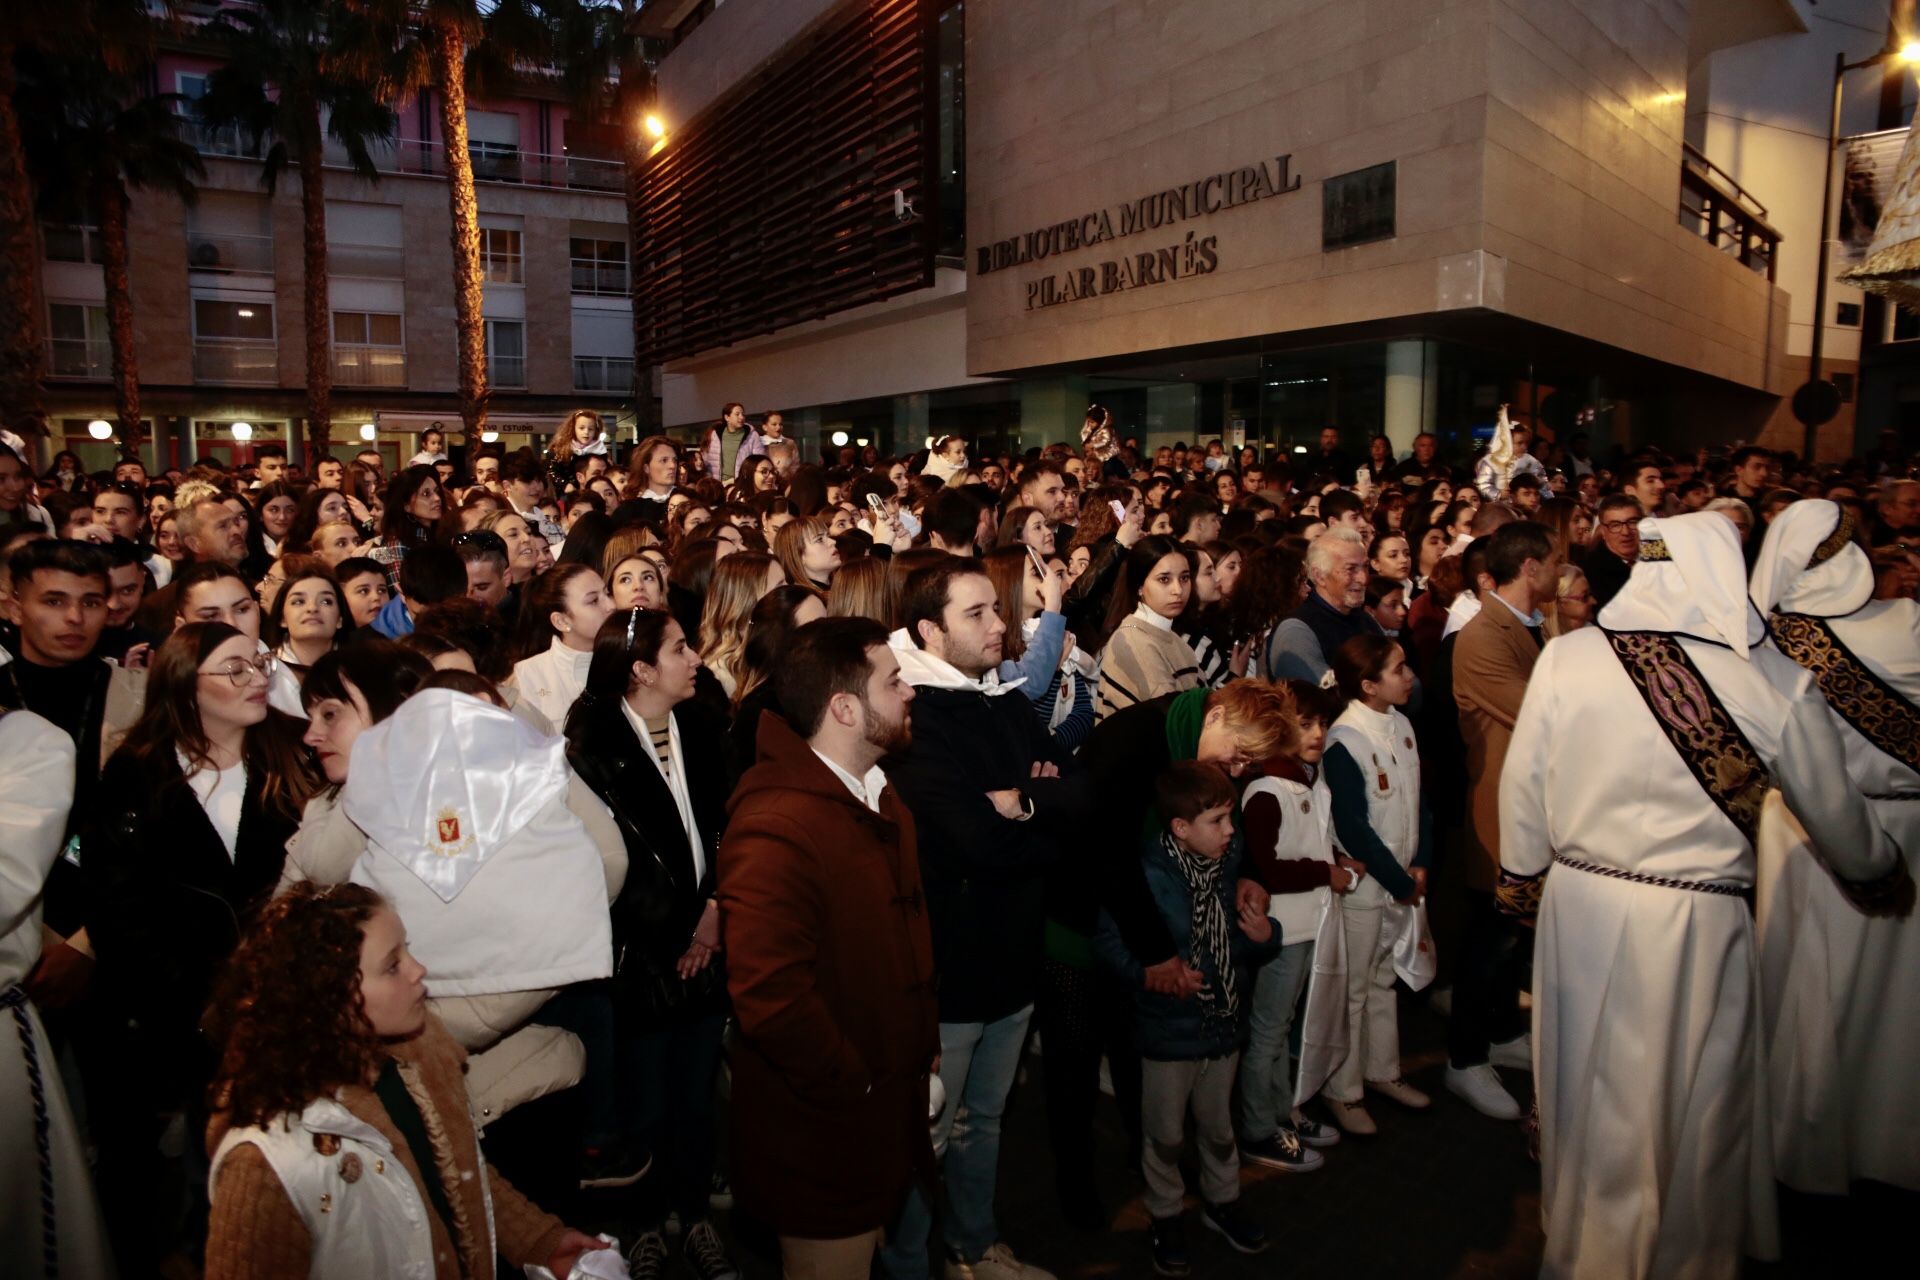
[1807,509,1856,569]
[1605,629,1773,844]
[1768,613,1920,774]
[1495,868,1545,921]
[1638,538,1672,562]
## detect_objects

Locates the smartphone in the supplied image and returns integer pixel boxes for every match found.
[866,493,887,518]
[1025,541,1049,581]
[1109,499,1126,522]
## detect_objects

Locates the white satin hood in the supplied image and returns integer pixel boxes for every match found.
[1749,499,1873,618]
[343,689,612,996]
[1598,511,1764,657]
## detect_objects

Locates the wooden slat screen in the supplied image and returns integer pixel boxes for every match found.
[632,0,934,364]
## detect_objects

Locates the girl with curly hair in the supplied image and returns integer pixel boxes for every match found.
[203,883,612,1280]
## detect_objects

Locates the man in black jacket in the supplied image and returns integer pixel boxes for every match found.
[881,557,1078,1280]
[1581,494,1642,610]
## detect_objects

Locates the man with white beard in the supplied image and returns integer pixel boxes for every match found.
[1498,511,1903,1280]
[1750,499,1920,1195]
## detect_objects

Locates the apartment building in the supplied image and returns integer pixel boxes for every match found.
[38,14,640,473]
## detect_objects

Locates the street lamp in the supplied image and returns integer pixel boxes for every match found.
[87,419,112,440]
[360,423,377,441]
[1803,40,1920,461]
[230,421,253,441]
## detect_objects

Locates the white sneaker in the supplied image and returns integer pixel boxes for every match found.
[1489,1033,1532,1073]
[1445,1063,1520,1120]
[945,1242,1057,1280]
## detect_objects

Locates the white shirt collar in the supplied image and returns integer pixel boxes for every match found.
[1489,590,1545,629]
[811,748,887,813]
[1131,602,1176,632]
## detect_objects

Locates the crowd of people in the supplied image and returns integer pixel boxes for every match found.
[0,400,1915,1280]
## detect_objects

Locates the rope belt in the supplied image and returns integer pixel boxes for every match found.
[1553,854,1753,901]
[3,984,58,1278]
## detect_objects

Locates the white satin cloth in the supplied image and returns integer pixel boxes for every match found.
[344,690,612,997]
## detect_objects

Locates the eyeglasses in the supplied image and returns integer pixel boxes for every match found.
[198,654,278,686]
[1599,520,1639,533]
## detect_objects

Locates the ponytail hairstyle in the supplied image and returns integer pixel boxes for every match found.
[571,607,675,731]
[508,561,604,663]
[1331,632,1400,705]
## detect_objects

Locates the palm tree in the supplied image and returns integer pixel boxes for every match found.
[18,56,204,448]
[194,0,398,463]
[0,0,158,441]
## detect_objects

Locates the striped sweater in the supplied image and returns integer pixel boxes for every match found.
[1095,612,1202,722]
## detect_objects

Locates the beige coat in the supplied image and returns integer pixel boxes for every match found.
[1452,595,1541,891]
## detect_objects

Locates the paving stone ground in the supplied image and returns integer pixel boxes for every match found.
[691,993,1917,1280]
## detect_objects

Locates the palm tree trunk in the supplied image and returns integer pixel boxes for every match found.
[0,36,49,438]
[431,23,487,441]
[95,175,143,448]
[297,101,333,461]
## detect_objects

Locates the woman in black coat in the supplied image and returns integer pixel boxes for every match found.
[82,622,320,1266]
[563,607,739,1278]
[86,622,319,1100]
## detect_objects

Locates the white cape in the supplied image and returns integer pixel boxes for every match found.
[344,690,612,996]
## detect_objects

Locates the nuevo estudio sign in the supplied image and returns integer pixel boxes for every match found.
[977,154,1304,310]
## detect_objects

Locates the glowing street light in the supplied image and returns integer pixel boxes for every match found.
[643,114,666,141]
[87,419,113,440]
[231,421,253,440]
[360,423,377,441]
[831,430,850,447]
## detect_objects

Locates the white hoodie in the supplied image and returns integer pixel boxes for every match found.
[344,689,613,996]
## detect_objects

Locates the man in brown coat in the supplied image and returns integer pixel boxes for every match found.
[1447,520,1559,1121]
[717,617,938,1279]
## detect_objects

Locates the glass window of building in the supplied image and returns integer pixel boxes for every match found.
[481,226,524,285]
[46,302,109,379]
[486,319,526,387]
[569,232,628,296]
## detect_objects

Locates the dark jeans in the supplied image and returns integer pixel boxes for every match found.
[539,982,619,1148]
[621,1009,727,1228]
[1446,889,1528,1069]
[1033,957,1141,1189]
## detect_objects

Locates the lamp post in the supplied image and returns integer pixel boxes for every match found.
[1802,41,1920,463]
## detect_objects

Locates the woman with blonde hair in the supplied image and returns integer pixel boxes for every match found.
[698,551,781,697]
[773,512,841,591]
[826,555,889,625]
[1536,496,1594,566]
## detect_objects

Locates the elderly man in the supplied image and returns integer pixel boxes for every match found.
[1751,500,1920,1197]
[1267,528,1374,684]
[1500,512,1902,1280]
[134,495,249,637]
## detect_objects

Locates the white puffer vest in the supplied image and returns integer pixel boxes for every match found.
[1325,701,1421,909]
[209,1095,497,1278]
[1243,769,1334,946]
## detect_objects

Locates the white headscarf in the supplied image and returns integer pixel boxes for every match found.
[1749,499,1873,619]
[1597,511,1765,658]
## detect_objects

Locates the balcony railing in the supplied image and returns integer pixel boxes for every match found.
[193,338,278,384]
[570,259,630,296]
[1679,142,1780,282]
[178,117,259,160]
[317,136,624,195]
[329,242,406,279]
[573,355,634,392]
[333,344,407,387]
[492,355,527,388]
[187,229,275,275]
[47,337,111,381]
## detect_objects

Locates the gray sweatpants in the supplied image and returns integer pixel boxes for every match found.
[1140,1052,1242,1218]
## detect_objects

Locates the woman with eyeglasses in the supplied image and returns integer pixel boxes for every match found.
[84,622,322,1140]
[173,561,308,717]
[564,608,738,1280]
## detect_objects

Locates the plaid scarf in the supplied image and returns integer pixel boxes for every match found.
[1162,831,1238,1021]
